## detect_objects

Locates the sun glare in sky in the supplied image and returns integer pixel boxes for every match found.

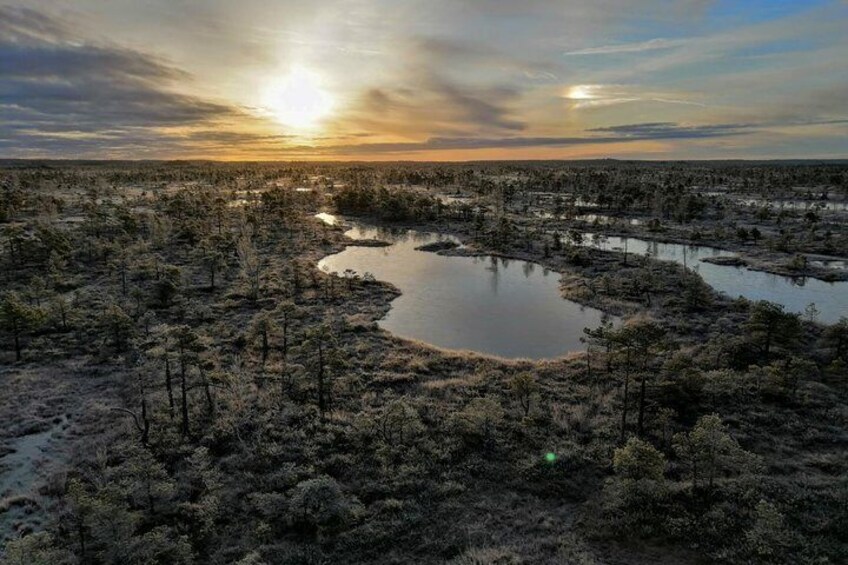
[566,85,599,101]
[261,67,334,130]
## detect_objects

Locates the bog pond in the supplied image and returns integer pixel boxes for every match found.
[318,220,611,359]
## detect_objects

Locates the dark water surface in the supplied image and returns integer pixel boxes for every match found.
[318,218,611,359]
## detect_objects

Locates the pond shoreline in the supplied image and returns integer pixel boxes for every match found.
[316,212,615,359]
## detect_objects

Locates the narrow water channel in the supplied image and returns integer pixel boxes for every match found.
[578,234,848,323]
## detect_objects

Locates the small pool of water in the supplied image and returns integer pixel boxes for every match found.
[317,216,612,359]
[810,259,848,271]
[575,214,644,226]
[1,417,68,545]
[315,212,341,226]
[435,194,473,205]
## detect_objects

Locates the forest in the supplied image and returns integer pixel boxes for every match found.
[1,160,847,564]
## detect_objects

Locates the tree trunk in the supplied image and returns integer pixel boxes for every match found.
[165,357,175,419]
[317,342,326,416]
[282,318,288,360]
[201,367,215,417]
[140,391,150,446]
[692,458,699,491]
[180,356,190,437]
[14,331,21,362]
[637,374,647,437]
[146,478,155,514]
[620,373,629,443]
[764,326,773,357]
[77,521,87,561]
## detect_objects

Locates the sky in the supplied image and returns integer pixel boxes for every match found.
[1,0,847,160]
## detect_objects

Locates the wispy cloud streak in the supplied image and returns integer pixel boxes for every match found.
[564,38,687,56]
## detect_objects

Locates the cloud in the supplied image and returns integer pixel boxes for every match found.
[0,126,298,159]
[588,122,752,139]
[302,121,754,155]
[414,36,558,80]
[0,6,237,142]
[340,62,527,137]
[562,84,707,109]
[2,119,750,158]
[427,77,525,132]
[564,38,687,56]
[0,6,72,43]
[440,0,718,26]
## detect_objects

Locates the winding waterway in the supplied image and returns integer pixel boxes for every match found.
[576,234,848,324]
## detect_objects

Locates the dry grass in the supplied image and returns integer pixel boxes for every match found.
[0,495,37,514]
[421,373,485,391]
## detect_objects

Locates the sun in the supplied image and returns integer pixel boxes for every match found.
[262,66,334,130]
[565,85,599,100]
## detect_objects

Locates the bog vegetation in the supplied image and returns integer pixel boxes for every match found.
[1,160,846,564]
